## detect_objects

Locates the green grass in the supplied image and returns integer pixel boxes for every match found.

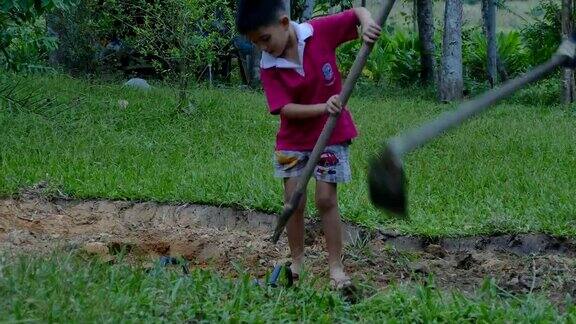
[1,74,576,237]
[1,253,574,322]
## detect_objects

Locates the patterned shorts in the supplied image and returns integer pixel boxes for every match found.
[273,144,351,183]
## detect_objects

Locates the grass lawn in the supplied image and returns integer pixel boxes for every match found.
[1,74,575,237]
[2,74,576,321]
[1,253,573,322]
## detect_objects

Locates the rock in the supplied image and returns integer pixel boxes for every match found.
[378,229,400,238]
[118,99,129,109]
[123,78,151,91]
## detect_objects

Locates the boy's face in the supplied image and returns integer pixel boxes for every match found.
[246,15,291,57]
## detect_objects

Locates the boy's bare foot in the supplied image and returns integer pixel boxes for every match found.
[329,267,353,290]
[330,268,359,302]
[290,255,303,280]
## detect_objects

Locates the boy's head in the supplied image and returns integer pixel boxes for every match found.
[236,0,291,57]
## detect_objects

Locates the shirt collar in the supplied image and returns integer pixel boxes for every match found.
[260,21,313,70]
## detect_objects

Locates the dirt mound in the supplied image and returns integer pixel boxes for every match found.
[1,197,575,304]
[0,198,288,276]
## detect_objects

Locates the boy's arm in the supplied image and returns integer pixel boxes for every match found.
[280,95,343,119]
[310,8,381,49]
[280,103,325,119]
[352,7,382,44]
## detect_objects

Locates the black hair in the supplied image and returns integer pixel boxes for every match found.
[236,0,287,35]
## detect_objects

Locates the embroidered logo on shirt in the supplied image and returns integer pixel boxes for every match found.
[322,63,335,86]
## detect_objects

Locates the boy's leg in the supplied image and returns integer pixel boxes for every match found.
[284,177,306,276]
[315,181,349,284]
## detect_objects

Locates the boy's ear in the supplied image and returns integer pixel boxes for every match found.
[279,15,290,28]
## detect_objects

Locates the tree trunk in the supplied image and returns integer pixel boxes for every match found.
[302,0,316,21]
[439,0,463,102]
[248,48,262,88]
[496,58,509,82]
[479,0,507,81]
[562,0,575,104]
[416,0,436,85]
[481,0,497,87]
[45,13,63,67]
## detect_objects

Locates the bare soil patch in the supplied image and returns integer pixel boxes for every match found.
[1,196,575,304]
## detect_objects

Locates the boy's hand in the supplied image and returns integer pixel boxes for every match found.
[354,7,382,44]
[361,18,382,44]
[326,95,343,115]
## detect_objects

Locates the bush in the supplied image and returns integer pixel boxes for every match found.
[336,39,361,79]
[48,0,236,78]
[337,29,421,86]
[0,0,75,72]
[463,29,529,82]
[382,30,421,85]
[509,73,564,106]
[521,0,564,66]
[1,18,58,72]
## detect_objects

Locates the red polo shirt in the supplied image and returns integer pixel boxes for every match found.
[260,9,360,151]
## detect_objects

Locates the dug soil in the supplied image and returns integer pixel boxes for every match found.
[1,195,575,305]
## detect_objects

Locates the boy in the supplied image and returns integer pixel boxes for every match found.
[236,0,381,289]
